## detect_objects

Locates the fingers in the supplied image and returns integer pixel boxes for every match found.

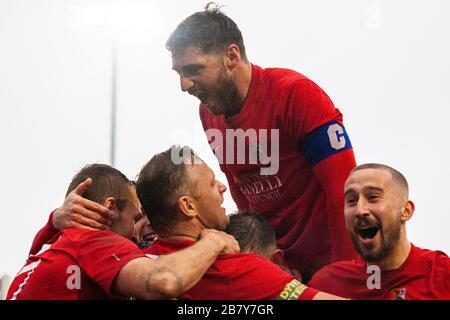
[73,214,110,230]
[70,221,96,231]
[70,178,115,219]
[201,229,240,254]
[80,198,114,220]
[72,178,93,196]
[220,236,240,254]
[76,205,112,227]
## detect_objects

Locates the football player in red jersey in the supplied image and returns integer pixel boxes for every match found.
[309,163,450,299]
[8,164,239,300]
[166,3,357,281]
[136,146,345,300]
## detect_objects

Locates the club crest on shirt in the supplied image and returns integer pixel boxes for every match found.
[390,287,407,300]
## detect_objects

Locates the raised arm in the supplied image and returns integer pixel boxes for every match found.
[29,178,114,255]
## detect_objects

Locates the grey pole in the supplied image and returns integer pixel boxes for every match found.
[110,35,117,167]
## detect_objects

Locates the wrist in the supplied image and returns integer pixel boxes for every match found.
[199,234,225,255]
[50,209,60,231]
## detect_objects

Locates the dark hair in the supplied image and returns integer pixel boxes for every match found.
[166,2,248,61]
[135,145,200,234]
[351,163,409,196]
[225,210,276,254]
[66,164,133,211]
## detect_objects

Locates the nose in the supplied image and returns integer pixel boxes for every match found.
[180,75,194,92]
[218,181,227,194]
[132,225,139,243]
[355,198,370,218]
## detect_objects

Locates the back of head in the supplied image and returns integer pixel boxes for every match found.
[225,210,277,257]
[66,164,133,211]
[166,2,248,61]
[135,146,198,235]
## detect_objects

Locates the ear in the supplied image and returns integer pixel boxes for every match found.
[400,200,415,222]
[177,195,198,218]
[103,197,119,220]
[269,248,285,266]
[224,44,241,70]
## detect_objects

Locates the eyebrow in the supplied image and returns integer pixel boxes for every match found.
[344,186,384,197]
[363,186,384,193]
[173,64,204,73]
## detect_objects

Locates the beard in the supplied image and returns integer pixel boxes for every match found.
[351,215,402,263]
[213,71,240,116]
[200,64,241,116]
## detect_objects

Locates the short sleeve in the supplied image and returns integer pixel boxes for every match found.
[72,229,146,297]
[283,79,342,142]
[223,254,315,300]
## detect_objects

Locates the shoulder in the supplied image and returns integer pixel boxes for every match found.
[62,228,137,250]
[259,66,317,90]
[309,259,359,286]
[215,253,291,278]
[63,228,119,239]
[410,245,450,295]
[413,245,450,272]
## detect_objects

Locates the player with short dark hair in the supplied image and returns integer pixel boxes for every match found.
[7,164,239,300]
[137,146,346,300]
[167,3,357,281]
[308,163,450,299]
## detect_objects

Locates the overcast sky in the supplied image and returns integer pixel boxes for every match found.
[1,0,449,292]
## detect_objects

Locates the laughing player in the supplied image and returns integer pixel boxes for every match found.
[167,3,357,281]
[308,164,450,299]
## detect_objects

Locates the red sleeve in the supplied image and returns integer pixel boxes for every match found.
[431,251,450,299]
[224,254,317,300]
[312,150,357,262]
[283,79,357,262]
[308,265,332,292]
[29,210,59,256]
[72,229,146,297]
[283,79,338,141]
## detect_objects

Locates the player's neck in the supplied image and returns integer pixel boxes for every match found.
[225,62,252,117]
[369,236,411,271]
[158,221,201,242]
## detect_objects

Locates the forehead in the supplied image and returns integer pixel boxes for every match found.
[128,185,141,209]
[345,168,393,192]
[186,161,213,181]
[172,45,217,70]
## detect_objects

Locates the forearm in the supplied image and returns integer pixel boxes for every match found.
[313,149,356,261]
[29,210,59,256]
[313,291,349,300]
[152,236,223,295]
[116,236,225,300]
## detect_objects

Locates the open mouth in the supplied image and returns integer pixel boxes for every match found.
[357,225,380,240]
[190,91,209,105]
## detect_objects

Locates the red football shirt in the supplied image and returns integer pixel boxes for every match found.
[308,244,450,299]
[144,238,318,300]
[200,64,356,279]
[7,228,145,300]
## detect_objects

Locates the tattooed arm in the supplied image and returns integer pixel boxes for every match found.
[114,229,240,299]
